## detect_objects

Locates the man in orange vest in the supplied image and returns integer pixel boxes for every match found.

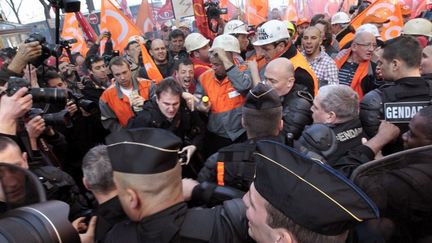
[335,31,380,100]
[253,20,319,96]
[184,33,212,81]
[194,34,253,157]
[99,57,155,132]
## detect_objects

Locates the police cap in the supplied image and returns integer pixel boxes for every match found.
[106,128,182,174]
[253,140,379,235]
[244,83,281,110]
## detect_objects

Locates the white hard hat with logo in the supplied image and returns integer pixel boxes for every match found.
[224,20,249,35]
[331,12,351,25]
[253,20,290,46]
[356,24,381,38]
[184,33,211,53]
[402,18,432,38]
[209,34,241,53]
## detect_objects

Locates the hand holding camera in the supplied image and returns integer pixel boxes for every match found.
[7,42,42,74]
[25,115,46,140]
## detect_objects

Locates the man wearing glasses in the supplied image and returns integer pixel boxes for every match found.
[335,31,380,100]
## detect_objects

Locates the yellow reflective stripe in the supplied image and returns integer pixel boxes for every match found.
[254,152,363,222]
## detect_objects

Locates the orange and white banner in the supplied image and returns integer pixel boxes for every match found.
[61,13,89,56]
[350,0,403,40]
[135,0,156,34]
[245,0,268,26]
[381,3,403,41]
[100,0,143,50]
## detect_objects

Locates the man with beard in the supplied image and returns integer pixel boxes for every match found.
[184,33,212,80]
[335,31,379,99]
[58,61,81,93]
[302,26,339,87]
[139,39,175,80]
[253,20,318,96]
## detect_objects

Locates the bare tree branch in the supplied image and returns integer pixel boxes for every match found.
[3,0,22,24]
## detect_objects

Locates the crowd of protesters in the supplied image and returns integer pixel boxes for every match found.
[0,3,432,243]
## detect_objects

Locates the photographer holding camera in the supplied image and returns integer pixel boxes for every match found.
[41,70,108,186]
[87,31,114,60]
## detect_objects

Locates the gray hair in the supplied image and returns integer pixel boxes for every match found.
[318,85,359,122]
[82,145,115,193]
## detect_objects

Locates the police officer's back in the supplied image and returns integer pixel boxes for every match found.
[103,128,251,243]
[360,36,432,154]
[197,83,283,192]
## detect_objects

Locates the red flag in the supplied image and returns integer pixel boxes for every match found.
[61,13,89,56]
[193,0,216,40]
[136,0,156,34]
[74,12,98,43]
[157,0,174,21]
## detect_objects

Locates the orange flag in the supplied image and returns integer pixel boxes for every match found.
[135,0,155,34]
[100,0,142,50]
[61,13,89,56]
[245,0,268,26]
[140,44,163,83]
[100,0,163,82]
[339,0,401,48]
[381,3,403,41]
[284,0,298,21]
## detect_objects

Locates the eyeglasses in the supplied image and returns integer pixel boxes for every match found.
[354,42,378,49]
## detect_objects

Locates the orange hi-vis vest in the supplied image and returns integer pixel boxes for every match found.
[290,50,319,96]
[199,68,246,113]
[100,78,152,127]
[335,49,369,100]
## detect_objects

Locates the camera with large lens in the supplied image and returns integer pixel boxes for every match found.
[24,33,57,67]
[204,0,227,33]
[6,77,67,105]
[0,163,79,243]
[68,92,99,114]
[27,108,73,128]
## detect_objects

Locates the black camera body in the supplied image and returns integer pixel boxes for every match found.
[28,108,73,128]
[7,77,68,105]
[69,92,99,114]
[24,33,57,67]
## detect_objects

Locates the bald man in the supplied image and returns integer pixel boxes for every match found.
[138,39,175,79]
[302,26,339,87]
[264,58,313,139]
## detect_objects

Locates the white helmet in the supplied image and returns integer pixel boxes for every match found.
[224,20,249,35]
[184,33,210,53]
[209,34,240,53]
[253,20,290,46]
[331,12,351,25]
[128,35,145,44]
[402,18,432,38]
[356,24,381,38]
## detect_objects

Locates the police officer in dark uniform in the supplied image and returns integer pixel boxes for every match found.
[197,82,283,192]
[302,84,365,164]
[103,128,251,243]
[243,140,379,243]
[360,36,432,155]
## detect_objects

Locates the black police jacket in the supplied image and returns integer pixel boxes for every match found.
[327,118,365,164]
[360,76,432,154]
[127,97,205,148]
[105,200,252,243]
[94,196,128,243]
[281,84,313,140]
